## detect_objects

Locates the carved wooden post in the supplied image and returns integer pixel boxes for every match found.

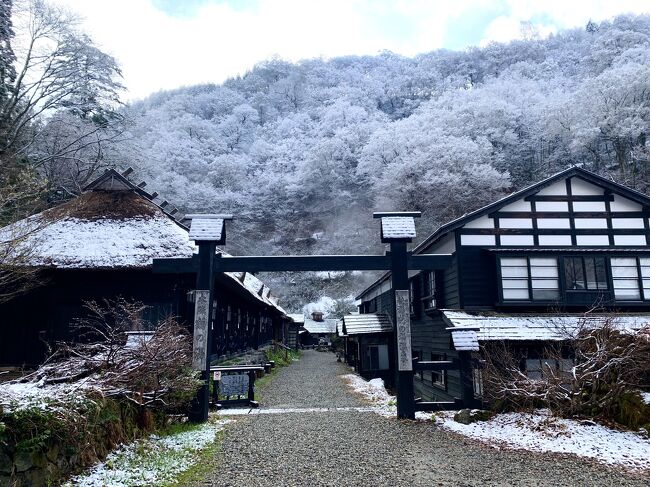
[187,214,232,423]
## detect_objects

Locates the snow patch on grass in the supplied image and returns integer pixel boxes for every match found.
[63,419,230,487]
[0,379,94,412]
[433,410,650,472]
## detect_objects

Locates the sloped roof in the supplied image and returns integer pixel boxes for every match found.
[0,169,288,316]
[356,166,650,300]
[188,215,226,242]
[415,166,650,254]
[0,193,194,269]
[342,313,393,335]
[288,313,305,324]
[442,310,650,351]
[303,318,337,334]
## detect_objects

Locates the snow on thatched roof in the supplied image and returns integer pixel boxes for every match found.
[0,169,288,316]
[1,192,195,269]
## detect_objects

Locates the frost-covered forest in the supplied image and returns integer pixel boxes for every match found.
[117,15,650,264]
[2,2,650,308]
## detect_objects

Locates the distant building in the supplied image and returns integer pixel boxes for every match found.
[0,169,290,368]
[299,311,337,347]
[338,312,393,384]
[356,167,650,406]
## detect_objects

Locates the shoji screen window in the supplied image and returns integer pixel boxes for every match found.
[611,257,650,301]
[500,257,559,301]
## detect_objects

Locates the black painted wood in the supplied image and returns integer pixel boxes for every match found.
[525,194,615,201]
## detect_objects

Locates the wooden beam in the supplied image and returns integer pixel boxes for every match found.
[208,253,452,273]
[525,195,615,202]
[212,254,392,272]
[460,228,647,235]
[490,211,650,218]
[413,359,458,371]
[152,256,199,273]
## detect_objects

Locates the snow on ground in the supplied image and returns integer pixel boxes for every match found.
[341,374,396,417]
[0,379,94,412]
[343,372,650,472]
[63,419,230,487]
[433,411,650,471]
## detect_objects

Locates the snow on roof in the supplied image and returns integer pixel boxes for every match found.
[450,329,479,352]
[188,215,226,242]
[443,310,650,350]
[1,212,196,269]
[342,313,392,335]
[303,318,337,334]
[381,216,416,240]
[225,271,286,315]
[0,178,288,317]
[288,313,305,324]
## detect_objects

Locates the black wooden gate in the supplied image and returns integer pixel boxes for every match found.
[154,212,471,422]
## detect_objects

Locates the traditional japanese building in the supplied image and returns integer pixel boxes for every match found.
[299,311,337,347]
[356,166,650,405]
[339,312,393,384]
[0,169,290,369]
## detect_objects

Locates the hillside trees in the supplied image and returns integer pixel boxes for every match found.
[117,14,650,268]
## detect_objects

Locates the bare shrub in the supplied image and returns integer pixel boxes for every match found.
[482,316,650,423]
[25,299,201,411]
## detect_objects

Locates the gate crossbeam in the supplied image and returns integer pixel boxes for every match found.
[153,254,452,274]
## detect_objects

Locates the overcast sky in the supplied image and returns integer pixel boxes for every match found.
[50,0,650,101]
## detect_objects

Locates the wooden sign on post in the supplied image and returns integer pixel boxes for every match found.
[192,290,211,370]
[395,289,413,372]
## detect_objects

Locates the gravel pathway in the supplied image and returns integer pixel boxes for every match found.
[194,350,649,487]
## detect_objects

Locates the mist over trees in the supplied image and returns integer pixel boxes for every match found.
[117,14,650,264]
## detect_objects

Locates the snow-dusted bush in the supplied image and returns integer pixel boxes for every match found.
[28,299,201,412]
[482,317,650,428]
[0,299,202,485]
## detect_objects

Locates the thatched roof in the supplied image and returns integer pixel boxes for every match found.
[1,190,195,269]
[0,169,288,315]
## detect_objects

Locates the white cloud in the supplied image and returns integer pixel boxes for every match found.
[48,0,650,101]
[480,0,650,46]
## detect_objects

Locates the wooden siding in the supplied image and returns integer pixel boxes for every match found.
[456,245,497,308]
[442,254,460,308]
[411,311,462,402]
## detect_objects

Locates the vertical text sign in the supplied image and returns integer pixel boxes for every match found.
[395,289,413,371]
[192,290,210,370]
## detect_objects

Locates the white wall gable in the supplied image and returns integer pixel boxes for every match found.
[458,175,649,248]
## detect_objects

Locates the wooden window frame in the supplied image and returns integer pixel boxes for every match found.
[499,256,560,303]
[563,256,609,292]
[431,352,447,390]
[421,271,436,311]
[611,256,648,302]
